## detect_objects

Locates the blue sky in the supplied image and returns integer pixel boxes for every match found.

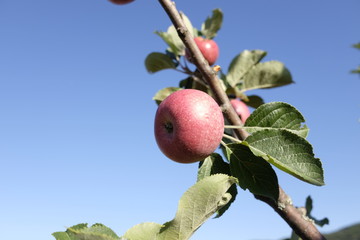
[0,1,359,239]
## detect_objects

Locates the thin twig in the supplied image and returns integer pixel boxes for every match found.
[157,1,327,240]
[222,134,242,143]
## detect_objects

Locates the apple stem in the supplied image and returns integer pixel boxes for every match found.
[220,140,227,148]
[222,134,242,143]
[224,125,244,129]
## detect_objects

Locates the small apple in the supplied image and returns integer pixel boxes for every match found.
[185,37,219,66]
[108,0,134,5]
[154,89,224,163]
[230,99,251,123]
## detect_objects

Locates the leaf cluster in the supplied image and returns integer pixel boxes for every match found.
[146,10,293,107]
[53,175,238,240]
[145,7,325,232]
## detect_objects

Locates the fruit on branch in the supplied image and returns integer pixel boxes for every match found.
[185,37,219,66]
[108,0,134,5]
[154,89,224,163]
[230,99,251,123]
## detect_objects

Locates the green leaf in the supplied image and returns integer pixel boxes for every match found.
[197,153,238,218]
[180,12,197,38]
[179,77,193,89]
[244,102,309,138]
[353,42,360,50]
[245,95,265,109]
[351,66,360,74]
[197,153,229,181]
[52,232,72,240]
[241,60,294,92]
[313,216,330,227]
[225,143,279,200]
[145,52,177,73]
[53,223,120,240]
[201,9,223,39]
[155,27,185,57]
[243,129,325,186]
[155,12,195,57]
[152,87,181,105]
[123,222,163,240]
[226,50,267,87]
[305,196,330,227]
[157,174,237,240]
[305,195,313,214]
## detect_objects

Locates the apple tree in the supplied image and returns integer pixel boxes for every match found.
[53,1,328,239]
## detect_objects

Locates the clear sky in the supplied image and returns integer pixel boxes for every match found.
[0,1,359,240]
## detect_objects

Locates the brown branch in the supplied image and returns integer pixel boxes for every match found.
[158,0,248,140]
[255,187,327,240]
[157,1,327,240]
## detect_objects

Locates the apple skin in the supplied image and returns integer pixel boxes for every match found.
[185,37,219,66]
[230,99,251,123]
[154,89,224,163]
[108,0,134,5]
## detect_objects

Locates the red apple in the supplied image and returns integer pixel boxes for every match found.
[185,37,219,66]
[154,89,224,163]
[230,99,251,123]
[108,0,134,5]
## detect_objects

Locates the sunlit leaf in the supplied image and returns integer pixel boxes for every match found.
[197,153,238,218]
[180,12,197,38]
[201,9,223,39]
[53,223,120,240]
[52,232,72,240]
[157,174,237,240]
[121,175,236,240]
[226,50,267,87]
[243,129,325,186]
[123,222,163,240]
[241,61,293,92]
[152,87,181,105]
[155,26,185,56]
[244,102,309,138]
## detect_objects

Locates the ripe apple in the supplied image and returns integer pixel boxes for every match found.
[230,99,251,123]
[108,0,134,5]
[154,89,224,163]
[185,37,219,66]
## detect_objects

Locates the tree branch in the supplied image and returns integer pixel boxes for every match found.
[158,0,248,140]
[157,1,327,240]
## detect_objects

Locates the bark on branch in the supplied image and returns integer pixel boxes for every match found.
[157,0,326,240]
